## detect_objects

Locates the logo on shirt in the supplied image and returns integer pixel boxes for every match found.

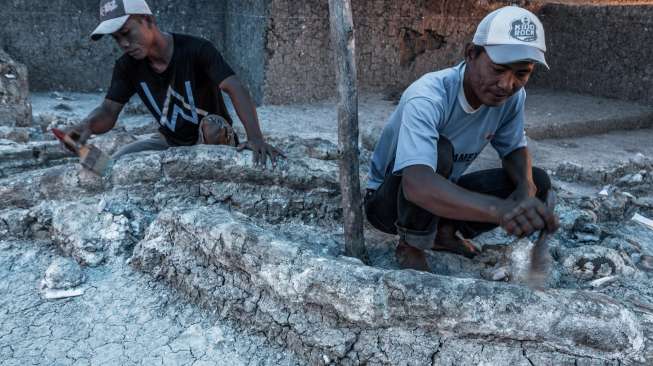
[510,17,537,42]
[140,81,209,131]
[453,152,480,163]
[100,0,119,17]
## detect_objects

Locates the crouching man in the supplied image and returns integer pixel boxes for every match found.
[66,0,283,167]
[365,6,559,271]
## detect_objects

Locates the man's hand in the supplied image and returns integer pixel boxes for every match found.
[237,138,286,168]
[58,99,122,154]
[59,123,93,153]
[498,197,559,238]
[64,123,92,144]
[220,77,283,169]
[507,182,537,202]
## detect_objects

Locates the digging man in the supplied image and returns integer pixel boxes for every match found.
[365,6,560,271]
[65,0,283,167]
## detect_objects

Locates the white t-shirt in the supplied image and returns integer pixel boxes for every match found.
[367,62,528,190]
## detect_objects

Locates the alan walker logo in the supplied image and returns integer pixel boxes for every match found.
[510,16,537,42]
[140,81,209,131]
[100,0,119,17]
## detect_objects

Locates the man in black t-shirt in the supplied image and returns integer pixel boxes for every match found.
[65,0,284,167]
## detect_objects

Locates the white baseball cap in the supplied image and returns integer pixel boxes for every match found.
[473,6,548,69]
[91,0,153,41]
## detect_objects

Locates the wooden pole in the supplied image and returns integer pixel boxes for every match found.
[328,0,368,262]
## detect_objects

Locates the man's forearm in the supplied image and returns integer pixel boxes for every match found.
[502,147,536,194]
[403,165,508,224]
[221,77,264,141]
[79,99,123,136]
[84,107,117,134]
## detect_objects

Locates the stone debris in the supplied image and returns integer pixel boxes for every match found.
[40,256,86,300]
[53,102,73,112]
[2,96,653,364]
[619,172,645,185]
[49,91,75,101]
[33,112,81,134]
[0,125,30,142]
[588,275,619,289]
[561,245,638,281]
[633,213,653,231]
[637,255,653,272]
[0,48,31,127]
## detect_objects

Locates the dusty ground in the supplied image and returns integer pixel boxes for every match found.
[0,240,300,366]
[2,90,653,365]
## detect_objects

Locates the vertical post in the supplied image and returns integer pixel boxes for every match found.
[328,0,368,262]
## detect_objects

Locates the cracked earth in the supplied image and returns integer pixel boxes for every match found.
[2,91,653,365]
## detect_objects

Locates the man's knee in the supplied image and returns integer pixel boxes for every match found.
[437,137,454,178]
[112,135,169,160]
[200,115,236,146]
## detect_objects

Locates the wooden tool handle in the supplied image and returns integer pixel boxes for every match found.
[51,128,80,154]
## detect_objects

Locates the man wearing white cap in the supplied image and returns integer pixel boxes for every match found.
[364,6,559,271]
[65,0,284,167]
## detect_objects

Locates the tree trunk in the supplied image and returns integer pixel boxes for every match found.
[328,0,368,262]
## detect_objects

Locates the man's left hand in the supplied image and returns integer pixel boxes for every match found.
[508,182,537,202]
[237,139,286,168]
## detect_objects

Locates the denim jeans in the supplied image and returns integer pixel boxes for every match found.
[364,137,551,249]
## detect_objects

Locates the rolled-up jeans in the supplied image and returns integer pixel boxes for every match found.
[112,115,237,160]
[364,138,551,250]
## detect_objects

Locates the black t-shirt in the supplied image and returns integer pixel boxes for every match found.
[106,33,235,146]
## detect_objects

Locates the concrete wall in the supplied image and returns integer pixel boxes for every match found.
[530,3,653,103]
[0,0,229,94]
[224,0,269,103]
[262,0,534,104]
[2,1,651,105]
[0,0,536,105]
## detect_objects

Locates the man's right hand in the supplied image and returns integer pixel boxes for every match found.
[60,123,92,153]
[498,197,558,238]
[56,99,123,154]
[65,123,92,145]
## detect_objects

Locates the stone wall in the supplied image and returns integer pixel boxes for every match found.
[1,1,651,105]
[530,3,653,103]
[0,0,230,95]
[223,0,269,103]
[261,0,653,104]
[262,0,535,104]
[0,0,536,105]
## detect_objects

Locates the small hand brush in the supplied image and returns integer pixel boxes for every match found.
[527,190,557,289]
[52,128,110,176]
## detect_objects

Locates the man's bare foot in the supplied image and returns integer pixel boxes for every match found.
[396,240,431,272]
[432,223,479,258]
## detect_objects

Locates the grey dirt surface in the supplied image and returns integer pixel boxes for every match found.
[28,88,653,145]
[3,90,653,365]
[0,240,301,366]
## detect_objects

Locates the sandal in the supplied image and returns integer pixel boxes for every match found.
[431,237,479,258]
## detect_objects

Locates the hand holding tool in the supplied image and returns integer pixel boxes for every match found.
[52,128,110,176]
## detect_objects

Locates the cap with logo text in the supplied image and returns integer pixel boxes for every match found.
[91,0,152,41]
[472,6,548,69]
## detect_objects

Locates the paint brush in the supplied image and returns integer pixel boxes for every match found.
[52,128,111,176]
[527,190,557,289]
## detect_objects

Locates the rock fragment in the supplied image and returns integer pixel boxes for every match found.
[0,126,30,142]
[0,49,32,127]
[40,257,86,300]
[561,246,637,281]
[637,255,653,272]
